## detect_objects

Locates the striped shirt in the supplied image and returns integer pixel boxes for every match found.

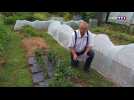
[69,29,94,53]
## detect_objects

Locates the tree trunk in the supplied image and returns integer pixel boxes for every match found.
[105,12,110,23]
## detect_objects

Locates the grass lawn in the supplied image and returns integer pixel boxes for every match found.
[0,22,32,86]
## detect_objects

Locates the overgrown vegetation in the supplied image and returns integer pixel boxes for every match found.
[21,25,40,37]
[0,22,11,56]
[47,50,76,87]
[1,12,50,25]
[35,48,49,79]
[33,12,50,20]
[79,12,97,22]
[0,15,32,86]
[91,23,134,45]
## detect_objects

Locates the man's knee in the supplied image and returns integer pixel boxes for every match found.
[87,50,95,58]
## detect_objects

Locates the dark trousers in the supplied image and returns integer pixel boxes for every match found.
[71,49,95,71]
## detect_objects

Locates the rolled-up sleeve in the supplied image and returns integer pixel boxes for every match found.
[88,31,94,47]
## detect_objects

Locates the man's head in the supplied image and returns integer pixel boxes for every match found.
[79,20,89,36]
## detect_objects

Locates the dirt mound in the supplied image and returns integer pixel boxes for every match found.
[22,37,48,57]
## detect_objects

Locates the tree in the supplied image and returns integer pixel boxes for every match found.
[105,12,110,23]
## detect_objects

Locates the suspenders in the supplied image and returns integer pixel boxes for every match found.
[74,30,89,49]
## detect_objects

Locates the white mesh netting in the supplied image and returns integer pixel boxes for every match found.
[48,21,74,49]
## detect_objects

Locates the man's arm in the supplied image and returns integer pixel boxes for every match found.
[68,32,78,60]
[70,47,78,60]
[84,31,94,55]
[84,46,92,55]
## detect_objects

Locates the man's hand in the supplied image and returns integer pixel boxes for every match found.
[70,47,78,61]
[73,53,78,61]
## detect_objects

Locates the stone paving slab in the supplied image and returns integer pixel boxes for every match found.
[38,80,49,87]
[30,63,42,73]
[32,72,45,83]
[28,56,36,65]
[47,60,54,78]
[34,81,49,87]
[28,54,55,87]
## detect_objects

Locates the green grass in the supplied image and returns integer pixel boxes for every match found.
[72,68,115,87]
[0,19,32,86]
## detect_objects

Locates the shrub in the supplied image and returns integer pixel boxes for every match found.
[3,13,36,25]
[80,12,97,22]
[4,15,24,25]
[22,25,39,37]
[33,12,49,20]
[47,50,77,87]
[103,23,129,33]
[63,12,73,21]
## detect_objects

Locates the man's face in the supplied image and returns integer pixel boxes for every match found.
[79,25,88,36]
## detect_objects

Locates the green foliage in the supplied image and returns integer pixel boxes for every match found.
[2,12,50,25]
[63,12,73,21]
[3,12,41,25]
[103,23,129,33]
[48,76,73,87]
[35,48,45,66]
[47,50,77,87]
[3,13,35,25]
[15,12,35,21]
[22,25,40,37]
[4,16,23,25]
[91,24,134,45]
[0,19,32,86]
[80,12,97,22]
[35,48,49,79]
[0,21,12,56]
[33,12,49,20]
[47,12,73,21]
